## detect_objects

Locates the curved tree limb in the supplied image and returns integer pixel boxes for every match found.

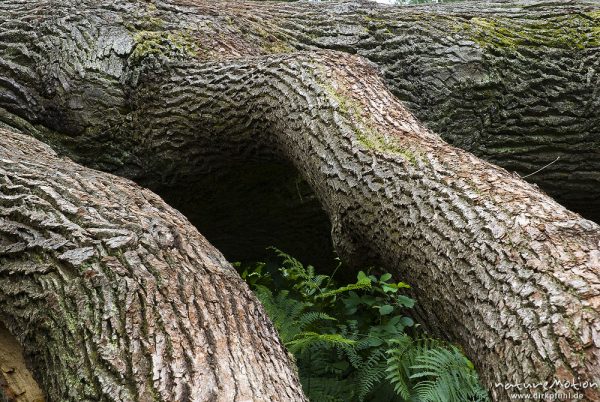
[146,48,600,401]
[0,129,305,401]
[1,0,599,219]
[246,0,600,220]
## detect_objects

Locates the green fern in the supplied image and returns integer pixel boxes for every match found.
[410,347,483,402]
[301,376,354,402]
[385,335,417,399]
[357,349,388,401]
[317,280,372,299]
[236,249,490,402]
[288,332,356,355]
[386,336,488,402]
[269,247,329,297]
[298,311,337,330]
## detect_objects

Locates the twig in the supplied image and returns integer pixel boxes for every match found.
[520,156,560,179]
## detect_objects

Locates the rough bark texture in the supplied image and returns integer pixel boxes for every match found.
[0,129,305,401]
[251,0,600,221]
[1,0,599,220]
[1,1,600,401]
[126,48,600,401]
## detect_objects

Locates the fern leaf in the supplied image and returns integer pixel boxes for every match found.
[357,349,387,401]
[317,281,372,299]
[297,311,337,331]
[287,332,356,355]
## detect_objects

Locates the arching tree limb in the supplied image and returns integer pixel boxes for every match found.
[243,0,600,220]
[143,49,600,401]
[1,0,599,219]
[0,129,305,401]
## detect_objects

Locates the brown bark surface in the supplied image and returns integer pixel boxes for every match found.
[0,323,44,402]
[1,1,600,401]
[0,129,305,401]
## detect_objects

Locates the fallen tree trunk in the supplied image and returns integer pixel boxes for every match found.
[0,129,305,401]
[1,0,599,220]
[251,0,600,221]
[129,48,600,401]
[1,1,600,401]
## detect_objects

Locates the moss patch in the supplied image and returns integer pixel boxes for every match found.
[319,77,419,165]
[467,14,600,50]
[126,3,200,62]
[263,40,294,54]
[131,30,199,61]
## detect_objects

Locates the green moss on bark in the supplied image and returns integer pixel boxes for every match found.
[131,30,199,61]
[467,14,600,50]
[318,79,419,165]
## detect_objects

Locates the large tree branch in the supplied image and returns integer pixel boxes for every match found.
[246,0,600,220]
[143,48,600,400]
[1,0,599,219]
[0,129,305,401]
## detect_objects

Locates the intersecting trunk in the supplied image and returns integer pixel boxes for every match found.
[2,0,599,221]
[0,1,599,401]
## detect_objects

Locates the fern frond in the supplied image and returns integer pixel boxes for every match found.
[297,311,336,331]
[339,342,363,369]
[410,346,485,402]
[254,286,312,342]
[357,349,387,401]
[301,376,354,402]
[287,332,356,355]
[317,281,372,299]
[385,335,415,400]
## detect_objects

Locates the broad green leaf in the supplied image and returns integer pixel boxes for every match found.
[379,305,395,315]
[380,273,392,282]
[396,295,415,308]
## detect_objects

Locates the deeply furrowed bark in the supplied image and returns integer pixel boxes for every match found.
[129,49,600,401]
[246,0,600,221]
[0,129,305,401]
[1,0,599,220]
[1,1,600,401]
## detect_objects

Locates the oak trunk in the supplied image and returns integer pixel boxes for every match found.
[0,1,599,401]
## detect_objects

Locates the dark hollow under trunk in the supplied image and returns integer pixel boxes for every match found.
[151,160,336,272]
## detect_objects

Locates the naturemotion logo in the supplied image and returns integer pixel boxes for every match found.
[495,378,598,400]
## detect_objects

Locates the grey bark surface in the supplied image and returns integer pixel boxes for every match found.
[0,1,600,401]
[1,0,599,220]
[0,129,305,401]
[255,0,600,221]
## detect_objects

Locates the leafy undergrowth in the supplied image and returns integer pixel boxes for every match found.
[234,249,490,402]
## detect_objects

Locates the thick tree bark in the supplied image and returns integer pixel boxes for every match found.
[251,0,600,221]
[1,0,599,220]
[0,129,305,401]
[1,1,600,401]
